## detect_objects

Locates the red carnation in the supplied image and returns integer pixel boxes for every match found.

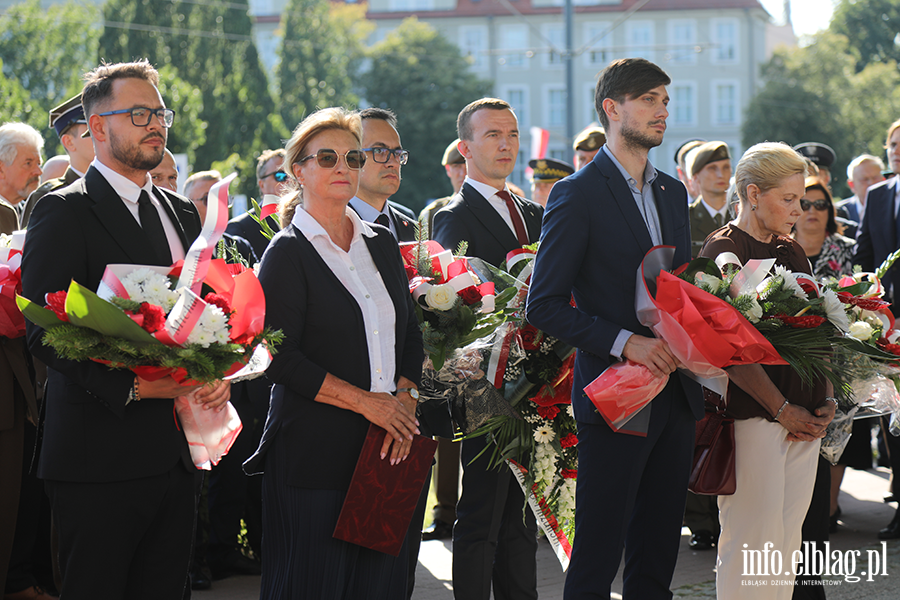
[138,302,166,333]
[45,291,69,322]
[561,468,577,479]
[775,314,827,328]
[560,433,578,448]
[204,293,232,315]
[536,405,559,420]
[458,285,483,305]
[519,324,542,351]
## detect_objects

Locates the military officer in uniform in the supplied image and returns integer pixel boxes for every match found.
[794,142,836,189]
[686,141,732,258]
[528,157,574,207]
[21,95,95,228]
[572,126,605,171]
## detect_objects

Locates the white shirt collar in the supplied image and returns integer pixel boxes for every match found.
[348,196,391,223]
[91,158,153,204]
[291,205,376,244]
[700,197,728,219]
[464,176,509,201]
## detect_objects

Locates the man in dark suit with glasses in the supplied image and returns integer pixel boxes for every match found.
[225,148,286,258]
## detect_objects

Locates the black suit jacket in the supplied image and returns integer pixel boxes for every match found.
[244,222,423,490]
[854,176,900,315]
[22,166,202,482]
[526,149,704,423]
[432,182,543,266]
[349,200,418,243]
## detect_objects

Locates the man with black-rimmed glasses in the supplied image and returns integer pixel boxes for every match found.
[349,107,417,243]
[225,148,286,257]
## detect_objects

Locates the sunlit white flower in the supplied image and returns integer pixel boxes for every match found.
[566,404,574,418]
[743,296,763,323]
[425,283,457,311]
[822,289,850,333]
[848,321,874,342]
[533,425,556,444]
[774,265,807,299]
[693,272,721,294]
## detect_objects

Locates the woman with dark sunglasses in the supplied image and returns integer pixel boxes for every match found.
[791,177,855,280]
[244,107,424,599]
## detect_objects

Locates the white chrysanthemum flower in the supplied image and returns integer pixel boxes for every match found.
[0,234,12,248]
[189,329,214,348]
[774,265,808,299]
[693,272,721,294]
[744,296,763,323]
[567,404,574,418]
[202,305,228,331]
[822,289,850,333]
[848,321,874,342]
[533,425,556,444]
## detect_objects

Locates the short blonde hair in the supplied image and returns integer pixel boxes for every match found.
[733,142,808,206]
[280,107,362,227]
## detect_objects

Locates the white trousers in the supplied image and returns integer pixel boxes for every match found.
[716,417,820,600]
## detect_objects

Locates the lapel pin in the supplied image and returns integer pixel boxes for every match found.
[661,185,665,191]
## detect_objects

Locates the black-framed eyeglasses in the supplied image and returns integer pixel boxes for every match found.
[800,198,829,211]
[260,170,288,183]
[298,149,366,170]
[362,147,409,166]
[96,107,176,128]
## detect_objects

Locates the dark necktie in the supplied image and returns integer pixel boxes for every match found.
[497,189,529,246]
[714,213,724,228]
[138,190,173,265]
[375,213,390,228]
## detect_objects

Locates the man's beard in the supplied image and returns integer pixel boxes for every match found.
[110,130,165,171]
[621,119,663,150]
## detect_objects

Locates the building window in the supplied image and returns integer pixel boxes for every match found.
[626,21,654,62]
[583,22,613,68]
[667,19,697,65]
[500,25,528,69]
[585,82,598,127]
[501,86,529,131]
[711,18,739,64]
[546,86,567,129]
[541,24,565,68]
[511,150,528,189]
[459,26,488,71]
[388,0,434,10]
[712,81,739,125]
[671,82,696,127]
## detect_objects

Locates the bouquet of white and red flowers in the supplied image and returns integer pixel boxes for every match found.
[18,174,282,469]
[0,231,25,339]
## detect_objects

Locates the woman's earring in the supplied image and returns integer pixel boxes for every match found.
[751,205,757,211]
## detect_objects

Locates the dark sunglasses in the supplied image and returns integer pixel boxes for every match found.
[800,198,829,211]
[260,169,288,183]
[298,149,366,170]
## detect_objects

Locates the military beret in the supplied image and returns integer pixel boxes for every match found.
[529,158,575,182]
[674,138,706,167]
[793,142,836,169]
[442,139,465,166]
[49,94,86,138]
[686,141,731,178]
[573,127,606,152]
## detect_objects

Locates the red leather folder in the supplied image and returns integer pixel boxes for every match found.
[333,423,438,556]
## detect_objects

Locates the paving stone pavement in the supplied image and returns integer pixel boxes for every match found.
[199,467,900,599]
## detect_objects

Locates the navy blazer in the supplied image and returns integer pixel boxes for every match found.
[526,149,704,423]
[854,176,900,313]
[22,166,202,482]
[244,221,423,490]
[432,182,543,267]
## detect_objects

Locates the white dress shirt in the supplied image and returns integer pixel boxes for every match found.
[464,176,526,238]
[291,206,397,393]
[91,159,185,261]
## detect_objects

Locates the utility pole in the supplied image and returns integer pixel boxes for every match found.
[564,0,575,163]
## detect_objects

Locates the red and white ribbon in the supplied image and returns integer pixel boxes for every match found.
[259,194,279,220]
[177,172,236,295]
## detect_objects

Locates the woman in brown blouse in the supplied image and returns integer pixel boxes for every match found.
[699,142,836,599]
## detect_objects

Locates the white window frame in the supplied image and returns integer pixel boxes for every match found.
[499,85,530,132]
[670,81,698,128]
[667,19,697,65]
[625,20,655,62]
[710,17,739,65]
[543,84,567,130]
[541,23,566,69]
[582,21,614,69]
[500,24,529,70]
[459,25,489,72]
[584,82,598,129]
[711,79,740,126]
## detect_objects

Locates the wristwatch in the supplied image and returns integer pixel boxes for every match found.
[397,387,419,400]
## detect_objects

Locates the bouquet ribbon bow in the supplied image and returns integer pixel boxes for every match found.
[584,246,786,436]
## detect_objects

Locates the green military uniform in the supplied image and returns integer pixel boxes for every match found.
[689,197,727,258]
[21,167,80,229]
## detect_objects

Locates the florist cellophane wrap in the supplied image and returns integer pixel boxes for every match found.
[584,246,785,436]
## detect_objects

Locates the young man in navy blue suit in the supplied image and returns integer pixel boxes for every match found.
[433,98,543,600]
[526,58,704,599]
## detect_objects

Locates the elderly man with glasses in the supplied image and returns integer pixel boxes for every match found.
[225,148,287,258]
[348,108,416,243]
[21,59,230,600]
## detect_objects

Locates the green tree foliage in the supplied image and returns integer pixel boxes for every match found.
[99,0,287,199]
[277,0,370,130]
[831,0,900,71]
[156,66,205,167]
[359,18,493,214]
[743,31,900,195]
[0,0,102,153]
